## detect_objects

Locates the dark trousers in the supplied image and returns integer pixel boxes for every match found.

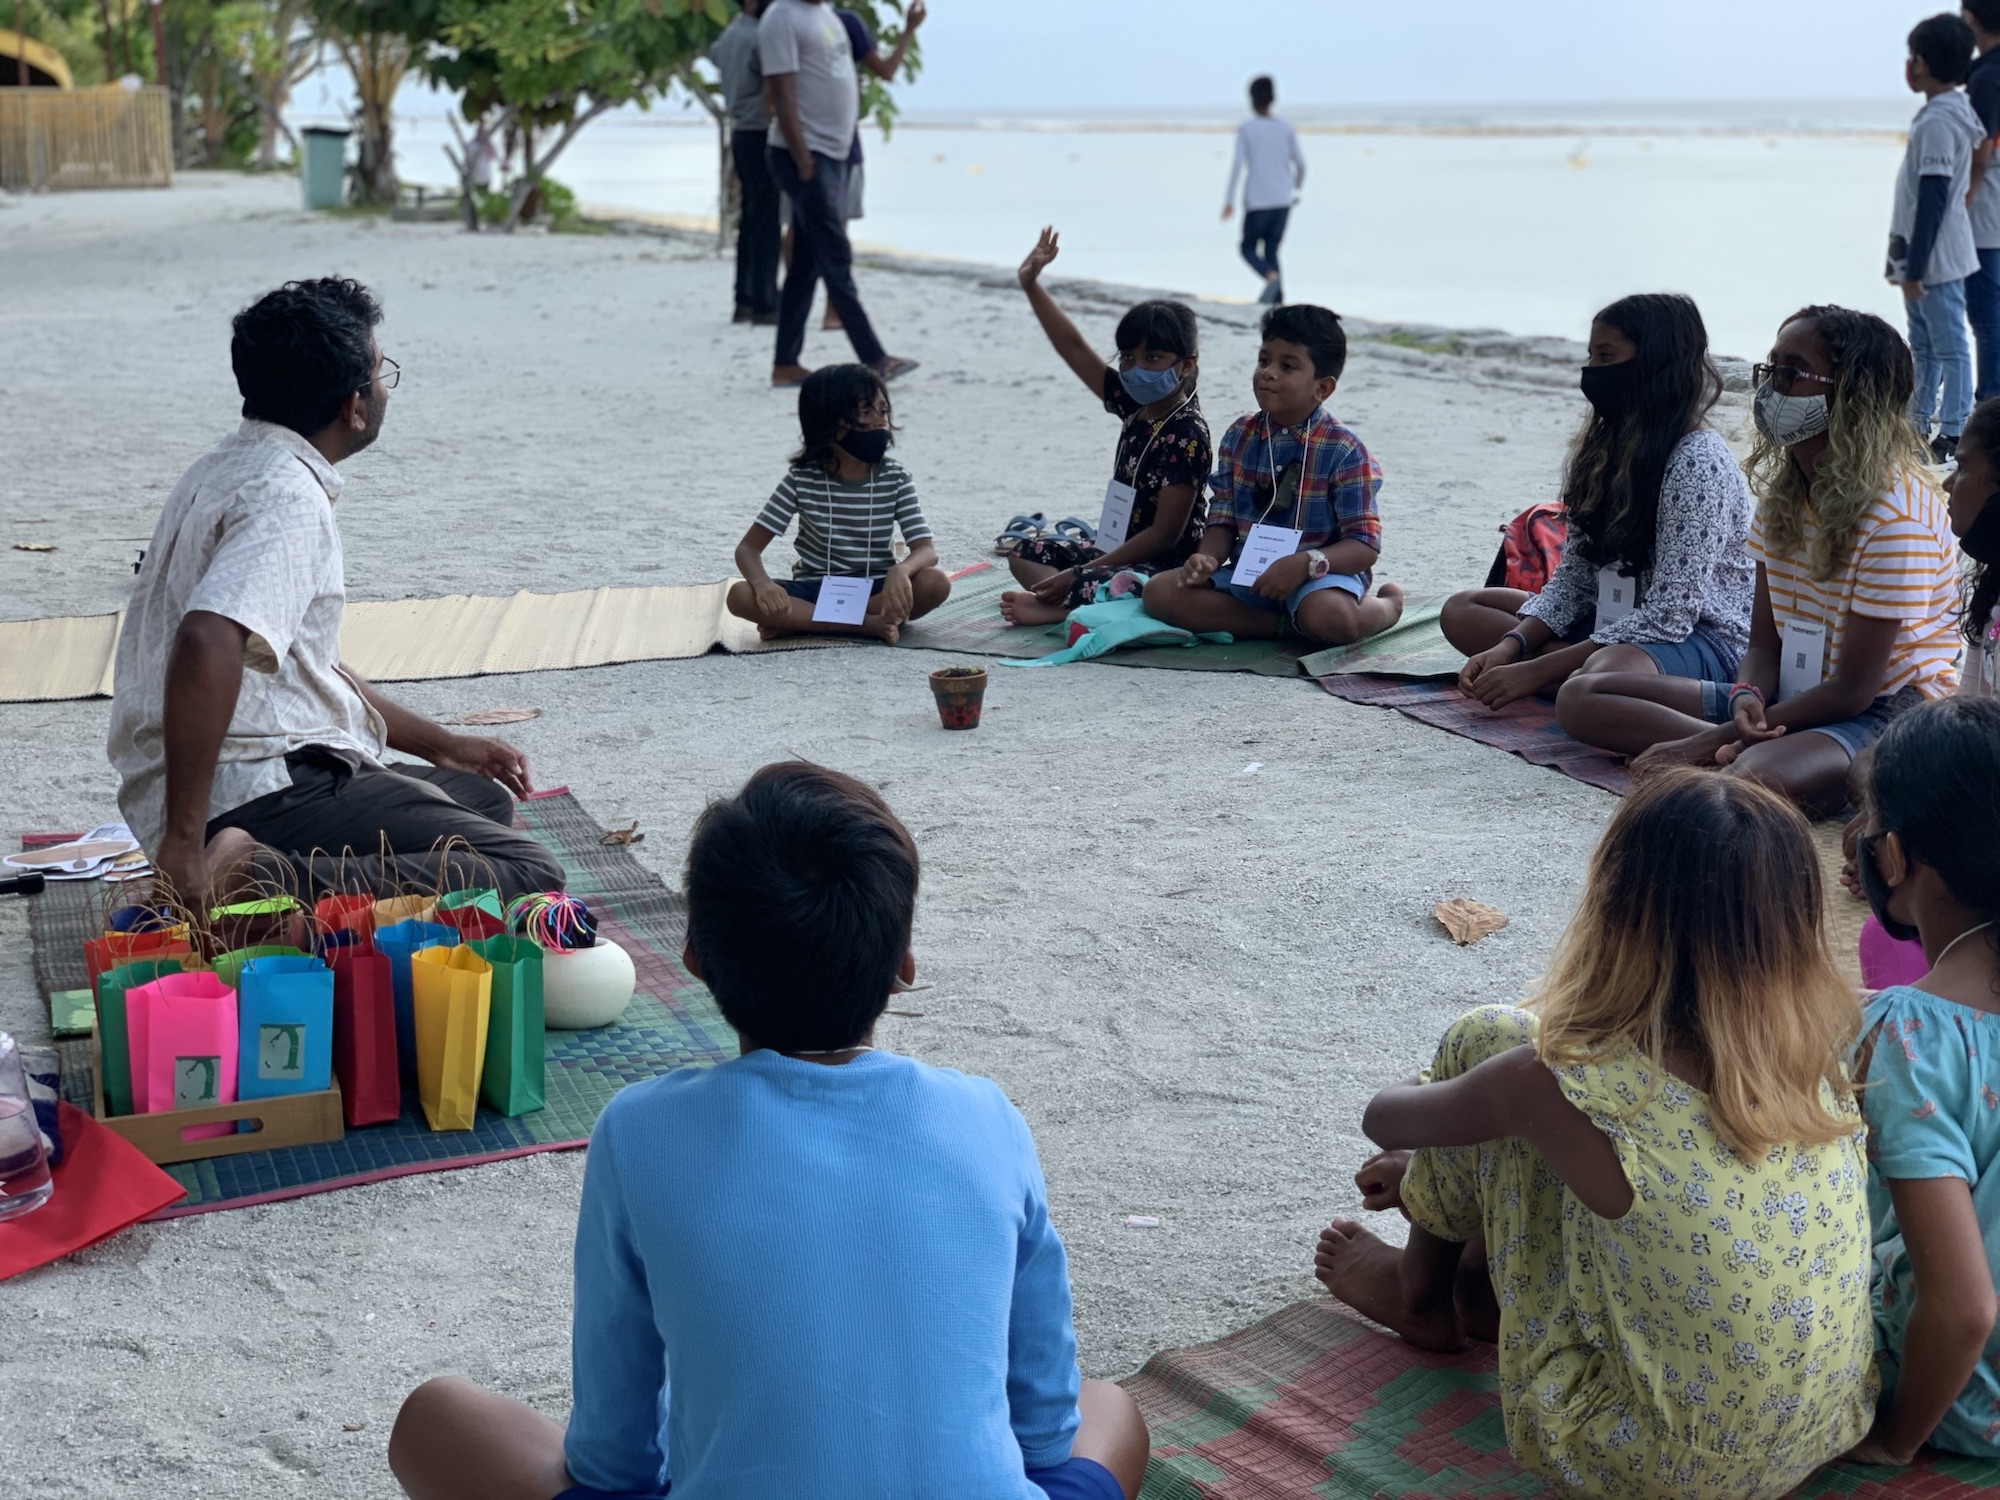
[209,749,564,901]
[1969,245,2000,404]
[731,128,780,316]
[768,147,884,368]
[1240,206,1290,280]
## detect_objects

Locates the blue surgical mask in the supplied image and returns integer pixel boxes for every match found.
[1119,363,1184,405]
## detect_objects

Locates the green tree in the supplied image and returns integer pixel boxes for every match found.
[309,0,441,202]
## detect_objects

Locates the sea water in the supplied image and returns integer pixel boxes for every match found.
[389,110,1915,362]
[0,1096,53,1220]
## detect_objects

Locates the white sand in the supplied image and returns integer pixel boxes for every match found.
[0,174,1750,1498]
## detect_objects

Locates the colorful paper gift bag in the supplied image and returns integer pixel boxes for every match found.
[211,944,308,991]
[313,893,376,952]
[329,944,400,1127]
[377,920,458,1084]
[126,971,238,1141]
[95,957,200,1118]
[411,945,491,1131]
[84,928,192,998]
[236,956,334,1102]
[373,894,436,926]
[470,935,544,1117]
[436,889,505,942]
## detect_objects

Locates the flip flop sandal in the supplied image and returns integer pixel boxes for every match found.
[874,356,920,382]
[993,512,1049,555]
[1051,516,1098,547]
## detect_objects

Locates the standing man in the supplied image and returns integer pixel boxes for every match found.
[1962,1,2000,401]
[108,278,565,908]
[710,0,780,325]
[760,0,917,387]
[1222,76,1306,306]
[820,1,925,331]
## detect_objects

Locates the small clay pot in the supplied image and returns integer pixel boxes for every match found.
[930,666,987,730]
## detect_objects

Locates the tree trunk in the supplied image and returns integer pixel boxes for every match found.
[501,103,611,233]
[331,29,410,205]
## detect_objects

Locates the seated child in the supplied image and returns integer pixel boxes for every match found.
[1001,227,1212,626]
[727,365,950,644]
[387,762,1150,1500]
[1142,304,1403,647]
[1845,696,2000,1466]
[1949,396,2000,699]
[1316,768,1875,1499]
[1634,305,1962,816]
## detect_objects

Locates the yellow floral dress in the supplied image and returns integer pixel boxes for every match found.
[1399,1006,1877,1499]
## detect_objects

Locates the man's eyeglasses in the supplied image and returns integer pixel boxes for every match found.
[1752,362,1833,396]
[374,354,401,391]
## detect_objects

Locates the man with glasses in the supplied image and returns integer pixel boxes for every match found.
[108,277,563,910]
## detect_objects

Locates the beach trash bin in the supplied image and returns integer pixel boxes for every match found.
[301,126,351,210]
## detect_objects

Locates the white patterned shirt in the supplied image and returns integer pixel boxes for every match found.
[108,420,387,853]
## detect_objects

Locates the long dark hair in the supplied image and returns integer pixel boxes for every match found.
[1559,293,1722,573]
[1960,400,2000,647]
[1870,697,2000,939]
[791,364,893,473]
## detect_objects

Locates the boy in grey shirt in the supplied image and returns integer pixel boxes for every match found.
[708,1,779,323]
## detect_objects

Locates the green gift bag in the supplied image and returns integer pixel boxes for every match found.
[471,934,544,1117]
[96,955,202,1117]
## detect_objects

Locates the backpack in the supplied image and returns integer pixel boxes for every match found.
[1484,502,1568,593]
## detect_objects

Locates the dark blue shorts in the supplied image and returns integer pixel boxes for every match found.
[778,576,886,603]
[554,1457,1121,1500]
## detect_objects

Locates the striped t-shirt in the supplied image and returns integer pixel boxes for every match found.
[1749,474,1961,699]
[754,456,931,581]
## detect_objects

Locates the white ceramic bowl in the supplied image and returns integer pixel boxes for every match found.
[541,940,636,1029]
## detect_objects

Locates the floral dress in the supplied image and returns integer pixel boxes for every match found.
[1011,368,1211,608]
[1399,1006,1877,1499]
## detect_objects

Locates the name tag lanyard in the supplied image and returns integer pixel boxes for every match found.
[1230,410,1316,587]
[1098,390,1196,552]
[811,463,884,626]
[1253,408,1319,533]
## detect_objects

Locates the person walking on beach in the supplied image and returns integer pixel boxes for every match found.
[1222,76,1305,306]
[710,0,780,325]
[760,0,917,387]
[819,2,925,333]
[1961,1,2000,401]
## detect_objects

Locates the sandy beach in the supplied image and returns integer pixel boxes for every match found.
[1,173,1751,1498]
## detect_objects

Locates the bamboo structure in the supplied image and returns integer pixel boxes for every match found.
[0,85,172,192]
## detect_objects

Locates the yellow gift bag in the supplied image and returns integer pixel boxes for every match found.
[411,945,492,1131]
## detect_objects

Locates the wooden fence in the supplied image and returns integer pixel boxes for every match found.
[0,86,172,192]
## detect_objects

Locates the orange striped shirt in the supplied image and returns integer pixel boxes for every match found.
[1749,475,1961,699]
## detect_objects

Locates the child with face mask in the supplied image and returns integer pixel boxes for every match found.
[1845,696,2000,1467]
[1948,398,2000,698]
[726,364,951,644]
[1442,294,1755,735]
[1633,305,1963,816]
[1000,228,1212,627]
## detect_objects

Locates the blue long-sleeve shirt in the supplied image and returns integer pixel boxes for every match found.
[563,1048,1083,1498]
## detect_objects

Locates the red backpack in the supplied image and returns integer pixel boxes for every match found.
[1485,502,1568,593]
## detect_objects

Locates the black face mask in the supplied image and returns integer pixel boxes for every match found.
[1963,486,2000,566]
[1579,360,1639,418]
[1857,831,1920,944]
[836,427,891,465]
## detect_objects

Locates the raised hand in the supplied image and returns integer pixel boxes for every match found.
[1018,226,1061,288]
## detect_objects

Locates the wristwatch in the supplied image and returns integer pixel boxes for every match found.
[1304,548,1330,580]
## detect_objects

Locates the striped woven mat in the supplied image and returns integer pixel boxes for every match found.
[31,791,734,1218]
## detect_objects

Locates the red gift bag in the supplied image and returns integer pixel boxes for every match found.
[84,928,193,998]
[314,893,377,953]
[329,945,400,1127]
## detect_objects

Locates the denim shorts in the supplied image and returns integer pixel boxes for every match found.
[554,1456,1121,1500]
[1800,685,1925,760]
[1211,561,1366,618]
[779,576,886,603]
[1630,628,1739,685]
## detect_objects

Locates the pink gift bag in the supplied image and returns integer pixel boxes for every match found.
[125,971,239,1141]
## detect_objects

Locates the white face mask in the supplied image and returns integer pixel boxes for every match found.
[1753,383,1831,448]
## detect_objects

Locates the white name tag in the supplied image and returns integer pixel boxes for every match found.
[1097,479,1137,551]
[1981,639,1998,697]
[1596,566,1637,625]
[1231,524,1304,586]
[811,576,873,625]
[1778,618,1829,702]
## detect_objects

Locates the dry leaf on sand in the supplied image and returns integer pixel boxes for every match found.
[12,542,56,553]
[442,707,542,725]
[600,820,644,846]
[1434,898,1510,945]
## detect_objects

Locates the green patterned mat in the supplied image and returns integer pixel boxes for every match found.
[33,791,734,1217]
[1124,1299,2000,1498]
[1298,596,1461,680]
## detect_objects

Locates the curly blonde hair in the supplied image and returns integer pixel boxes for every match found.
[1746,305,1935,583]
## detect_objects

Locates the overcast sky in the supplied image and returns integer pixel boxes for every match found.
[886,0,1951,111]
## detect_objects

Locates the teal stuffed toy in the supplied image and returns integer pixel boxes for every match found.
[997,595,1230,668]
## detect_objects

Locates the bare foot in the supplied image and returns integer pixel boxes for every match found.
[1358,580,1406,636]
[999,590,1068,626]
[822,309,844,331]
[755,620,794,641]
[1313,1219,1466,1351]
[1630,729,1724,778]
[772,364,812,387]
[867,619,903,645]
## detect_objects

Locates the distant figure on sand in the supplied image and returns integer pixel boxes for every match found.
[727,363,949,643]
[1960,1,2000,403]
[1000,227,1211,626]
[759,0,917,387]
[1222,76,1304,306]
[818,2,925,333]
[1143,304,1403,648]
[709,0,780,325]
[107,278,563,908]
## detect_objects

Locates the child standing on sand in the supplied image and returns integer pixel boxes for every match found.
[727,364,950,644]
[1316,768,1875,1499]
[1001,227,1212,627]
[389,762,1150,1500]
[1143,304,1402,647]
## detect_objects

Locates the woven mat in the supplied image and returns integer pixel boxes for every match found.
[30,791,734,1218]
[1298,598,1462,681]
[1124,1298,2000,1498]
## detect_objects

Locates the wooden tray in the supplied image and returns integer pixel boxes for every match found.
[91,1028,344,1166]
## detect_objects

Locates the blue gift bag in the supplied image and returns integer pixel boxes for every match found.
[236,955,334,1101]
[376,920,458,1084]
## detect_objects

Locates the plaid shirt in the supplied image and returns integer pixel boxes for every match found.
[1207,406,1383,560]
